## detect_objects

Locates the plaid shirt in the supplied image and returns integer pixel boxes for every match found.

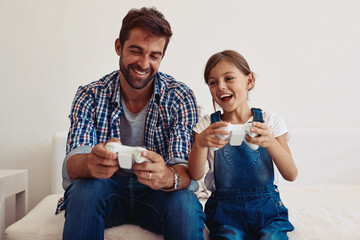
[66,70,198,165]
[56,71,198,215]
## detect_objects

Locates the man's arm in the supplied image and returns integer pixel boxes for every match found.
[63,80,120,188]
[167,89,198,189]
[160,88,198,190]
[133,151,190,190]
[133,87,198,190]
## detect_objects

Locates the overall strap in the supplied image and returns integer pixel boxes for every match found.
[251,108,264,123]
[211,109,263,123]
[210,111,222,124]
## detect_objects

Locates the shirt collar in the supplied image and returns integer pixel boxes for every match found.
[110,71,121,106]
[111,70,161,107]
[153,72,161,106]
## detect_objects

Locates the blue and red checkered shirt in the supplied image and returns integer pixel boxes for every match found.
[63,70,198,185]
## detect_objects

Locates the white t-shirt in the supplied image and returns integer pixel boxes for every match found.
[193,110,289,192]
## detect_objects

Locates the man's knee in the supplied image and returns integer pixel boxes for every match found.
[161,190,205,238]
[65,178,111,205]
[166,190,204,218]
[174,190,201,205]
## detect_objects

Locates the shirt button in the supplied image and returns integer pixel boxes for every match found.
[275,188,279,192]
[279,201,283,206]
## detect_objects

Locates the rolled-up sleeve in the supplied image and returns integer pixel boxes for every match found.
[62,145,92,190]
[165,157,188,167]
[66,87,97,154]
[168,89,198,161]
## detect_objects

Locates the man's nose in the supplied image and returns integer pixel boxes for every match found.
[138,55,150,70]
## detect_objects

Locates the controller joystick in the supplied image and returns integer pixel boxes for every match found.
[105,142,150,169]
[213,122,259,151]
[243,122,259,150]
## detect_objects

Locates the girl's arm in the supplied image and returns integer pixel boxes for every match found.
[246,122,298,181]
[188,133,208,180]
[266,134,298,181]
[188,121,229,180]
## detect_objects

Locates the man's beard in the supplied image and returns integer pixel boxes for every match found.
[119,57,155,90]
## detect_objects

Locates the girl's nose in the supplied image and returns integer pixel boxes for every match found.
[217,81,226,90]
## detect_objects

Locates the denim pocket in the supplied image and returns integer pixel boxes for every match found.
[263,192,294,232]
[269,192,289,219]
[222,144,260,175]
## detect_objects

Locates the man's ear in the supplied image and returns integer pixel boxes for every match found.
[247,73,255,90]
[115,38,122,56]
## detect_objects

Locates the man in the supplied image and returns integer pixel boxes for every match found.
[60,7,205,240]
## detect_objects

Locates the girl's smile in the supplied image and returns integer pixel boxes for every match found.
[208,60,254,114]
[218,92,233,103]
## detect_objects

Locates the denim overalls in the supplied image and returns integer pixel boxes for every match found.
[205,108,294,240]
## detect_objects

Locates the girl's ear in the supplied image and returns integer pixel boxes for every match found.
[247,73,255,90]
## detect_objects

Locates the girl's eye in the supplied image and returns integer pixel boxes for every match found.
[226,77,234,81]
[208,81,216,86]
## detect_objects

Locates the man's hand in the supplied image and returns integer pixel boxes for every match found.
[132,150,174,190]
[87,138,121,178]
[67,138,120,180]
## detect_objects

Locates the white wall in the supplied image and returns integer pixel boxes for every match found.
[1,0,359,209]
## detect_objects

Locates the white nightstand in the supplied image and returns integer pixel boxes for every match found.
[0,170,28,240]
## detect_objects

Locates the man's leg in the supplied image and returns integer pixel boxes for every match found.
[132,182,206,240]
[62,176,130,240]
[161,190,205,240]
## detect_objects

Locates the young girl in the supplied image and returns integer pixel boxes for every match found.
[188,50,297,239]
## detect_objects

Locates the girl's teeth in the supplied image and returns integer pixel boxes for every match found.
[219,93,233,102]
[220,94,231,99]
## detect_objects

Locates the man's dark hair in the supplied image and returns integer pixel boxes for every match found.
[119,7,173,54]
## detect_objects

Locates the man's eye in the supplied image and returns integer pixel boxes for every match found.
[151,55,160,60]
[208,81,216,86]
[131,51,141,55]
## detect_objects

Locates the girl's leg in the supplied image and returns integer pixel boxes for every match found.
[257,220,293,240]
[209,224,248,240]
[205,197,249,240]
[257,192,294,240]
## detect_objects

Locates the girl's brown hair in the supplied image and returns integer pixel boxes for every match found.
[204,50,253,85]
[204,50,254,111]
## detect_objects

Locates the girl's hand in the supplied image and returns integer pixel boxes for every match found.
[195,121,230,149]
[189,121,230,180]
[245,122,277,148]
[246,122,298,181]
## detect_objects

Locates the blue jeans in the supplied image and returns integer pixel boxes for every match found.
[62,174,205,240]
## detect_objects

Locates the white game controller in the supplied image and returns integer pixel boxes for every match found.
[105,142,150,169]
[215,122,259,150]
